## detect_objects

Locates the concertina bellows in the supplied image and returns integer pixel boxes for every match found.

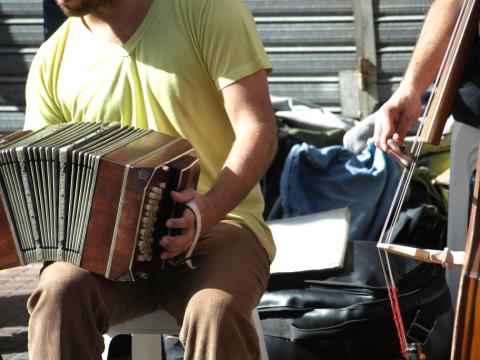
[0,122,200,280]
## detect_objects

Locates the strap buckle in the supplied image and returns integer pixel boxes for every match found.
[407,310,437,345]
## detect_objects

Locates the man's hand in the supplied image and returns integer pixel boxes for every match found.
[374,84,422,152]
[159,188,214,261]
[373,0,462,153]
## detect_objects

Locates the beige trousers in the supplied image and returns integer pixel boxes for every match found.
[27,221,270,360]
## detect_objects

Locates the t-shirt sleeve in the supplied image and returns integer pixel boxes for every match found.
[195,0,272,90]
[24,46,65,130]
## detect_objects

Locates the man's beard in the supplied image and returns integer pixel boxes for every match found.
[55,0,110,17]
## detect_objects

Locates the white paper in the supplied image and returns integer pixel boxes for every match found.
[268,207,350,274]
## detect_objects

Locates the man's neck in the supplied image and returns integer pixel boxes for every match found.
[82,0,153,45]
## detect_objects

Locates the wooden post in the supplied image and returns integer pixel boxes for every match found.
[351,0,379,118]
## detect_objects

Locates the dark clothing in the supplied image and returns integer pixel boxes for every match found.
[43,0,66,39]
[451,36,480,128]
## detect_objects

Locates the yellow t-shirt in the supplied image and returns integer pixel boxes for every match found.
[24,0,275,261]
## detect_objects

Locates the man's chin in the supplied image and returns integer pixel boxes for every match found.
[56,6,81,17]
[55,0,100,17]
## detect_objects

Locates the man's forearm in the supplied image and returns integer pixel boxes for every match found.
[162,67,275,259]
[401,0,462,94]
[197,68,277,232]
[204,122,277,230]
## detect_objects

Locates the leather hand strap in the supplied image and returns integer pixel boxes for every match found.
[174,200,201,269]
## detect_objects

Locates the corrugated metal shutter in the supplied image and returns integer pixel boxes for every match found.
[0,0,42,132]
[375,0,430,104]
[246,0,431,112]
[0,0,432,132]
[246,0,355,111]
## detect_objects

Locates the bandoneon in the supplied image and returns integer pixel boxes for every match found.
[0,122,200,280]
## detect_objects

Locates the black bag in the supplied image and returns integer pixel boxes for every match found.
[259,238,453,360]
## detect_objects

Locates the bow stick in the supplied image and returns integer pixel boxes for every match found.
[377,0,480,358]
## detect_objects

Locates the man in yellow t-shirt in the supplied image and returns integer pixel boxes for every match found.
[25,0,277,359]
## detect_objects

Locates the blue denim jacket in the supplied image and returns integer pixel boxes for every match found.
[280,141,400,241]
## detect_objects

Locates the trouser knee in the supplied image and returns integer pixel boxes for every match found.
[180,288,260,360]
[187,288,248,324]
[27,262,103,322]
[27,262,109,360]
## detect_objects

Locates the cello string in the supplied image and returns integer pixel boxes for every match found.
[378,163,418,358]
[378,248,409,358]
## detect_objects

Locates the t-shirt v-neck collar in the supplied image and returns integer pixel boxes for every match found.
[76,0,160,57]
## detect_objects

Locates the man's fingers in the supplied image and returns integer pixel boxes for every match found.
[159,191,199,261]
[166,206,195,230]
[171,188,196,203]
[159,231,194,256]
[395,113,415,142]
[166,216,190,229]
[160,245,189,260]
[375,106,398,151]
[373,113,382,148]
[392,133,402,142]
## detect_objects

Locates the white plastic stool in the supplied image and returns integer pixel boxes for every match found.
[102,308,269,360]
[447,121,480,302]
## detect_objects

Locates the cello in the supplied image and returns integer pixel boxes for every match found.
[376,0,480,358]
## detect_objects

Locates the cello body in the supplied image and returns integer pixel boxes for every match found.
[451,147,480,359]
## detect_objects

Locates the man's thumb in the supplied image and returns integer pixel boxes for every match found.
[171,189,196,203]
